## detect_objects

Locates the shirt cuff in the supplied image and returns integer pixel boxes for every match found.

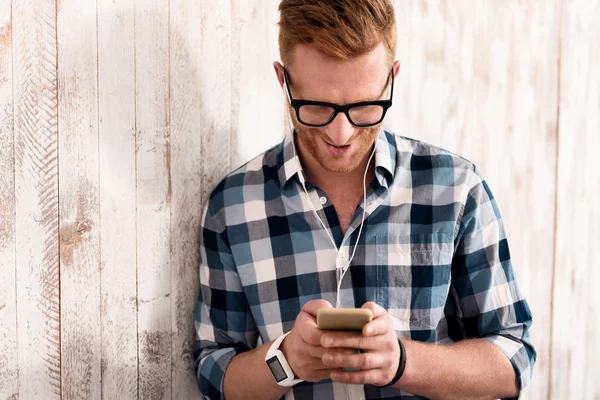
[480,334,534,399]
[198,347,243,400]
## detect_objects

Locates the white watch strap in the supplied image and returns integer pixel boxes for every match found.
[266,332,304,387]
[267,331,291,358]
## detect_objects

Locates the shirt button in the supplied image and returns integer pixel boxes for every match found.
[319,196,327,205]
[339,250,346,258]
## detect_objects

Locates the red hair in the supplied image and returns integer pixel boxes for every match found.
[277,0,397,66]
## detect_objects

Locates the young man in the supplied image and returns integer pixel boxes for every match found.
[194,1,536,399]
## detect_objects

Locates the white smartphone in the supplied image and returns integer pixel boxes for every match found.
[316,308,373,331]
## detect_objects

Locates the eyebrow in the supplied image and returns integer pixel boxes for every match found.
[354,76,391,103]
[293,72,391,104]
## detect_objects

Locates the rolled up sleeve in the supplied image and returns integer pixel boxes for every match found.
[451,167,537,395]
[193,199,257,400]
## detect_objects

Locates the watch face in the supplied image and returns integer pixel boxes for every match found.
[266,356,287,383]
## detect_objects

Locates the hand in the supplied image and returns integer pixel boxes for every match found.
[280,299,357,383]
[319,302,400,386]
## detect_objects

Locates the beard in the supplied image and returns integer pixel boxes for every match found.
[289,110,380,174]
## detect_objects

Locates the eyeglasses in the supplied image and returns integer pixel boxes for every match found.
[283,68,394,127]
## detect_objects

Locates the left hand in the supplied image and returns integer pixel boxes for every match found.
[320,302,400,386]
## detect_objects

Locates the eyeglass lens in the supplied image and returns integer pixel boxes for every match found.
[298,104,385,126]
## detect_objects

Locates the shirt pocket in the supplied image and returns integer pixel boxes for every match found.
[375,233,453,332]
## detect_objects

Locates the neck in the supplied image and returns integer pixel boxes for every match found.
[296,140,376,193]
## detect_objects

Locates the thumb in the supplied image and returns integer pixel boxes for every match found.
[302,299,333,317]
[361,301,387,318]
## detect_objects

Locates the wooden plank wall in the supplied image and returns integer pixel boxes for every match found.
[551,0,600,398]
[0,1,598,399]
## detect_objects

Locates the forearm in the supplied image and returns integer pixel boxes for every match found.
[223,340,290,400]
[394,338,519,400]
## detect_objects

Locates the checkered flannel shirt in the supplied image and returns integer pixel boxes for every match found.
[194,128,536,399]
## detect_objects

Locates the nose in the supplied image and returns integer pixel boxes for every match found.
[323,111,355,146]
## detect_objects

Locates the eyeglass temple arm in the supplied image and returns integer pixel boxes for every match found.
[283,69,293,104]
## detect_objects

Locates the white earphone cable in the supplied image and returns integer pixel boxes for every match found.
[285,75,376,309]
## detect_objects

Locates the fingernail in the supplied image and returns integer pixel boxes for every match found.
[323,337,333,346]
[365,327,373,336]
[323,353,333,364]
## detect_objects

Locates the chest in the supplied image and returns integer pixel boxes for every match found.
[328,191,364,235]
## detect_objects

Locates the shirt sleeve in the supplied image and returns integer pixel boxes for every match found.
[193,199,258,400]
[451,166,537,398]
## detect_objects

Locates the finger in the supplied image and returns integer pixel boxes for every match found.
[299,323,327,346]
[321,331,384,350]
[362,314,392,337]
[309,369,340,382]
[302,299,333,317]
[330,368,390,386]
[296,308,328,346]
[307,345,358,359]
[361,302,387,318]
[321,351,386,370]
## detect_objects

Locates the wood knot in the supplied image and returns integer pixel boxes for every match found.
[76,220,92,237]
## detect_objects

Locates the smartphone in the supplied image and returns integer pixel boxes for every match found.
[316,308,373,331]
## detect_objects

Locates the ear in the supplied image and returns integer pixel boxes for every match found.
[392,60,401,79]
[273,61,285,88]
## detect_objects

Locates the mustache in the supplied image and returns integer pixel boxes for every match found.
[305,127,376,147]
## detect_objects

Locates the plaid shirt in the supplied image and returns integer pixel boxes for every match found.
[194,128,536,400]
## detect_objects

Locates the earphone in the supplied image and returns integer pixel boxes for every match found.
[283,74,372,400]
[286,96,376,309]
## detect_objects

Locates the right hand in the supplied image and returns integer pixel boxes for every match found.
[280,299,356,382]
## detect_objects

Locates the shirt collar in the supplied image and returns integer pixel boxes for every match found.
[277,127,397,187]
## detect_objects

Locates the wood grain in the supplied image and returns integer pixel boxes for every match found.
[551,0,600,398]
[199,1,232,206]
[57,0,102,398]
[388,0,447,147]
[135,0,172,398]
[168,0,204,398]
[231,0,286,169]
[1,1,599,399]
[446,2,560,398]
[97,0,139,398]
[0,2,18,398]
[12,0,61,398]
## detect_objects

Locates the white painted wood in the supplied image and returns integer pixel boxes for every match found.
[387,0,447,148]
[2,1,600,399]
[169,0,204,398]
[57,0,102,398]
[445,3,560,398]
[12,0,61,398]
[0,4,18,399]
[97,0,139,398]
[231,0,286,168]
[135,0,172,398]
[199,1,232,206]
[552,0,600,398]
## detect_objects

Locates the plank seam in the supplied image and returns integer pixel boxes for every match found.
[53,0,61,395]
[548,0,564,398]
[95,0,103,398]
[134,1,140,398]
[11,0,20,396]
[168,0,173,397]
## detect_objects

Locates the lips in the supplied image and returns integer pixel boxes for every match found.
[322,137,352,155]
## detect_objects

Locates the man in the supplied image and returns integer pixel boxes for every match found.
[194,0,536,399]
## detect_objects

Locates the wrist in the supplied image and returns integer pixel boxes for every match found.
[376,338,407,388]
[265,332,303,387]
[392,338,416,389]
[280,332,290,360]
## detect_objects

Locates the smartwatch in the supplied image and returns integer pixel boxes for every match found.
[265,332,304,387]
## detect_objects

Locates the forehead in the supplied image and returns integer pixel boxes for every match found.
[286,43,390,103]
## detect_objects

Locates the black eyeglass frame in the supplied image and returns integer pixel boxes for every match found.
[283,68,394,128]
